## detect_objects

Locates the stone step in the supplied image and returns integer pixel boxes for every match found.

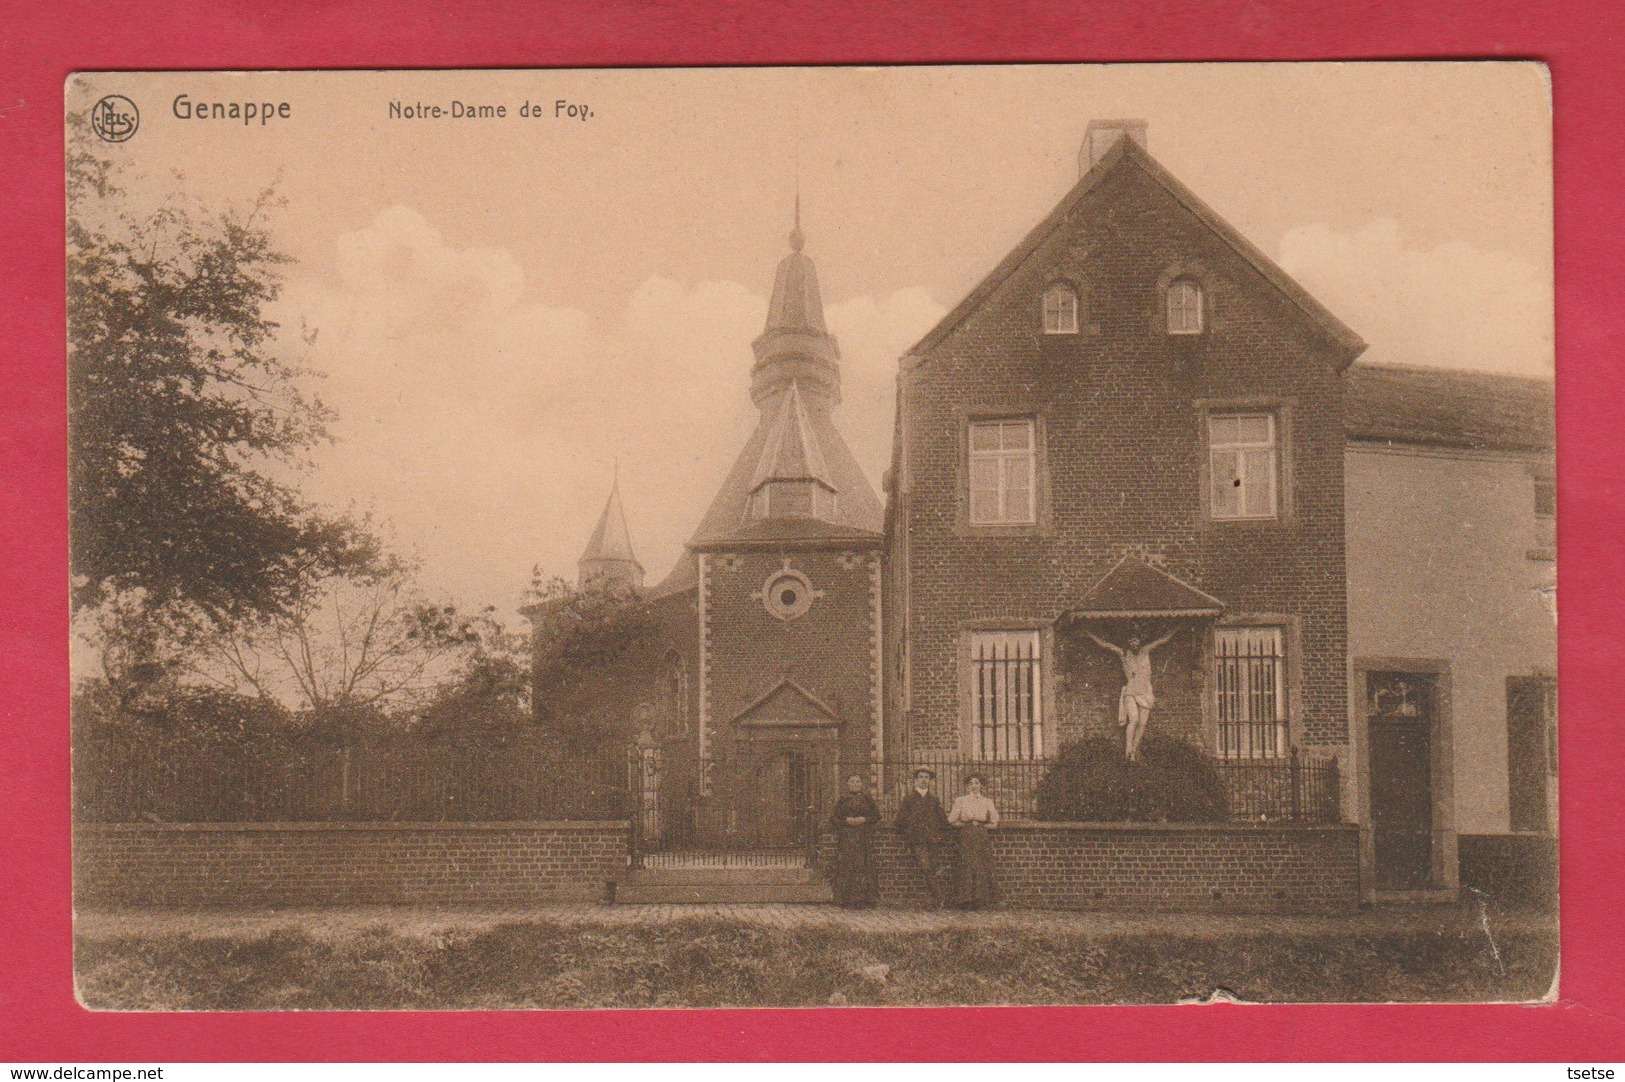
[614,881,834,905]
[629,866,818,886]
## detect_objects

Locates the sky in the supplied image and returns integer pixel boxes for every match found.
[68,64,1554,622]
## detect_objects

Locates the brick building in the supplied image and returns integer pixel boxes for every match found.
[530,204,885,851]
[885,121,1363,785]
[530,121,1553,902]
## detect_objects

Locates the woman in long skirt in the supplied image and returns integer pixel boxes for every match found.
[827,774,880,908]
[948,774,1000,909]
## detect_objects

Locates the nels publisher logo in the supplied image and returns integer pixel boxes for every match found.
[90,94,139,142]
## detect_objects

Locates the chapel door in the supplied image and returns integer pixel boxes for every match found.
[729,743,830,851]
[1368,671,1437,890]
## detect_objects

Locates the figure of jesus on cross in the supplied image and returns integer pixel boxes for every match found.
[1081,626,1177,763]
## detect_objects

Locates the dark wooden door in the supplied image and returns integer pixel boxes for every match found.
[1369,695,1435,890]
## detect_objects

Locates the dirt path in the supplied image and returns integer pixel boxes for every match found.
[76,900,1554,942]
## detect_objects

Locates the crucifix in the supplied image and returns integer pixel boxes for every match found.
[1081,626,1177,763]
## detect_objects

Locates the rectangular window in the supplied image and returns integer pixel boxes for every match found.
[1530,475,1556,555]
[1215,626,1286,758]
[1209,411,1278,519]
[968,419,1036,525]
[1534,478,1556,519]
[969,630,1043,760]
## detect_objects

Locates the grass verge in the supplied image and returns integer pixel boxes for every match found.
[75,914,1557,1010]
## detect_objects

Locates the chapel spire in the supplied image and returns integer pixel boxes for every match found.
[751,199,841,408]
[682,205,883,548]
[577,477,644,590]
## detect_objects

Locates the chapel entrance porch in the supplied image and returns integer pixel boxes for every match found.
[629,745,843,871]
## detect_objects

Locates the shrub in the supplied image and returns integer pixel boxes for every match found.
[1034,736,1228,823]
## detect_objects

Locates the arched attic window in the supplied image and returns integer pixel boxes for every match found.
[1041,283,1079,335]
[1167,278,1204,335]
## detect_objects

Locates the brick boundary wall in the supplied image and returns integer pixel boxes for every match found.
[1458,833,1558,910]
[821,822,1361,913]
[74,821,628,908]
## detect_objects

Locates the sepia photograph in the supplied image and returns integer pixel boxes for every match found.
[66,63,1557,1011]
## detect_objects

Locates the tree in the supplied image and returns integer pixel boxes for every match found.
[413,618,534,745]
[68,116,377,623]
[527,574,662,750]
[181,566,488,743]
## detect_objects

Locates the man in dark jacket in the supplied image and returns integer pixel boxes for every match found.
[895,767,952,907]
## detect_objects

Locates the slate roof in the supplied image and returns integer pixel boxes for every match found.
[688,392,882,546]
[1070,555,1225,619]
[646,551,699,599]
[577,481,642,574]
[699,517,881,549]
[749,382,836,491]
[1345,363,1555,453]
[762,222,828,335]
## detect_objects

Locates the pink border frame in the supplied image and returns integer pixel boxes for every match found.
[3,0,1622,1061]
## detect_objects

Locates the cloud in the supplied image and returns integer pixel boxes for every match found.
[1278,219,1552,376]
[275,206,943,619]
[828,286,947,476]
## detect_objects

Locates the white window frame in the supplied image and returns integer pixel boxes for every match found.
[1213,626,1287,759]
[968,629,1044,761]
[968,418,1037,526]
[1041,284,1079,335]
[1167,278,1203,335]
[1208,411,1278,520]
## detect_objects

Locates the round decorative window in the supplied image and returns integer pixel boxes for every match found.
[761,569,816,620]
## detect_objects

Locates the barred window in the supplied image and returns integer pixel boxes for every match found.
[1209,411,1278,519]
[1041,284,1079,335]
[968,419,1036,525]
[1167,278,1203,335]
[970,630,1043,760]
[1215,626,1286,758]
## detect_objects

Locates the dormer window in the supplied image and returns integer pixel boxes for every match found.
[1167,278,1204,335]
[748,481,837,521]
[1041,284,1079,335]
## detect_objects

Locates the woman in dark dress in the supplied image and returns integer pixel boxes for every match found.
[947,773,1000,909]
[827,774,880,908]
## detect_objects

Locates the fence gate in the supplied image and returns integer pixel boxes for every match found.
[629,746,841,868]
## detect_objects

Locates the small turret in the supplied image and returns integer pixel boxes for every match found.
[577,478,644,590]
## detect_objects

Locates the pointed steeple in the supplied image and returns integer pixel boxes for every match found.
[681,205,884,550]
[751,199,841,407]
[578,478,644,590]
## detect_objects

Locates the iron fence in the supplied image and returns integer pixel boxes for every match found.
[1213,751,1341,822]
[871,756,1049,820]
[869,752,1338,823]
[75,737,1340,827]
[74,737,631,823]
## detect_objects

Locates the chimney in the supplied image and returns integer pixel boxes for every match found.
[1080,119,1148,176]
